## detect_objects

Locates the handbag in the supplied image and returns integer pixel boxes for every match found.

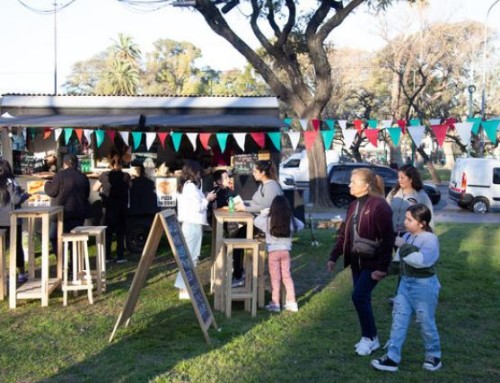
[352,202,379,259]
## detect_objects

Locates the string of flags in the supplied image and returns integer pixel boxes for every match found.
[30,116,500,153]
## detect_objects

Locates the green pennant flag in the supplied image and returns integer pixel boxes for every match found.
[410,119,421,126]
[482,120,500,144]
[368,119,378,128]
[131,132,143,150]
[284,118,293,127]
[171,132,183,152]
[64,128,73,145]
[29,127,36,140]
[215,132,229,152]
[387,127,402,146]
[325,119,335,130]
[321,130,334,150]
[267,132,281,150]
[95,130,105,149]
[467,117,482,135]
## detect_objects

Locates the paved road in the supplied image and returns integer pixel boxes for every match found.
[308,184,500,224]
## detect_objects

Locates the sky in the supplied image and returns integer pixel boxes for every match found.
[0,0,498,95]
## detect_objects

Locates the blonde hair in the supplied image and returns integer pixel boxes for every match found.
[352,168,385,197]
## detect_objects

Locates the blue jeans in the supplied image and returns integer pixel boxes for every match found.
[351,269,379,339]
[387,275,441,363]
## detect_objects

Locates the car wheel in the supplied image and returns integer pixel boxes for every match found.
[470,197,488,214]
[333,194,352,208]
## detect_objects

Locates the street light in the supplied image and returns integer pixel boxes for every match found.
[481,0,500,120]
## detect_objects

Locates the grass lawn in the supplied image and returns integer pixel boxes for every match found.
[1,223,499,382]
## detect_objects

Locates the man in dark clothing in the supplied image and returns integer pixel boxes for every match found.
[45,154,90,255]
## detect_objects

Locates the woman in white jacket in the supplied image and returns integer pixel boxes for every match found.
[175,160,216,299]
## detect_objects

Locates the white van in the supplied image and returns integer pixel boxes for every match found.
[279,149,340,189]
[448,157,500,213]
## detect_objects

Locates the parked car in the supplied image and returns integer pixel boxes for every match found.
[449,157,500,213]
[328,163,441,208]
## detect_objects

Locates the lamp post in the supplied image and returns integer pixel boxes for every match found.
[53,1,58,94]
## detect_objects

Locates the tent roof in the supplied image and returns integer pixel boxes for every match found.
[0,114,143,127]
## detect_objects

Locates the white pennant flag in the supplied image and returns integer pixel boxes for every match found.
[455,122,473,146]
[407,125,426,148]
[54,128,63,141]
[429,118,441,126]
[119,131,129,144]
[381,119,393,129]
[233,133,246,151]
[338,120,347,130]
[83,129,92,144]
[287,132,301,150]
[299,119,308,131]
[342,129,358,149]
[186,133,198,150]
[145,132,156,150]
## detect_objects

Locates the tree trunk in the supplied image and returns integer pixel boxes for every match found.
[416,147,441,184]
[307,134,333,207]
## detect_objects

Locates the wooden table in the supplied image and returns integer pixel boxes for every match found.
[9,206,64,308]
[211,210,254,311]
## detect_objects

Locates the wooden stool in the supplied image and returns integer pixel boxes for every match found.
[71,226,106,294]
[61,233,94,306]
[0,230,6,300]
[223,238,259,318]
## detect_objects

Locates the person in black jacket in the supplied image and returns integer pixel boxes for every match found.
[45,154,90,256]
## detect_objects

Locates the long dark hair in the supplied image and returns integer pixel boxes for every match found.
[391,164,424,195]
[178,160,203,192]
[407,203,433,233]
[254,160,277,181]
[269,195,293,238]
[0,159,15,205]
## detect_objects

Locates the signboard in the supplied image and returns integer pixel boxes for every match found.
[156,177,177,208]
[110,210,217,344]
[232,153,258,175]
[26,180,50,207]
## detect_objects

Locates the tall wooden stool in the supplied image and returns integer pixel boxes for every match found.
[223,238,259,318]
[61,233,94,306]
[0,230,6,300]
[71,226,106,294]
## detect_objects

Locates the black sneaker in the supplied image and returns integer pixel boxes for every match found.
[422,356,442,371]
[371,355,399,372]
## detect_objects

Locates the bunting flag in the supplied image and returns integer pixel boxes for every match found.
[397,119,407,134]
[74,129,83,143]
[199,133,211,150]
[54,128,63,142]
[410,119,421,126]
[430,125,448,147]
[387,127,402,146]
[338,120,347,130]
[429,118,441,126]
[131,132,143,150]
[216,132,229,152]
[42,128,52,139]
[311,118,320,131]
[119,131,129,145]
[284,118,293,127]
[353,119,363,133]
[454,122,473,146]
[407,125,426,148]
[145,132,156,150]
[157,132,169,149]
[107,130,116,143]
[250,132,266,148]
[95,130,105,149]
[444,117,457,127]
[303,131,318,150]
[83,129,92,145]
[287,132,300,150]
[467,117,482,135]
[170,132,183,152]
[232,133,246,151]
[482,120,500,144]
[342,129,358,149]
[186,133,198,150]
[267,132,281,150]
[299,119,308,131]
[381,119,392,129]
[364,129,379,147]
[64,128,73,145]
[368,119,378,129]
[321,130,334,150]
[325,119,335,130]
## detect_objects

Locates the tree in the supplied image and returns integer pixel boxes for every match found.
[192,0,422,207]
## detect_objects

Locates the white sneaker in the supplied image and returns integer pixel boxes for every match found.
[355,336,380,356]
[284,301,298,312]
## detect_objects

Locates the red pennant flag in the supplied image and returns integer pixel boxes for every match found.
[43,128,52,140]
[364,129,379,147]
[431,124,448,147]
[198,133,211,150]
[250,132,266,148]
[311,118,320,131]
[397,119,407,134]
[74,129,83,143]
[157,132,169,149]
[107,130,116,142]
[444,118,456,129]
[353,119,363,133]
[304,131,318,150]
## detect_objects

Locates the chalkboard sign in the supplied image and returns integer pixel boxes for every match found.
[110,210,217,344]
[232,153,258,175]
